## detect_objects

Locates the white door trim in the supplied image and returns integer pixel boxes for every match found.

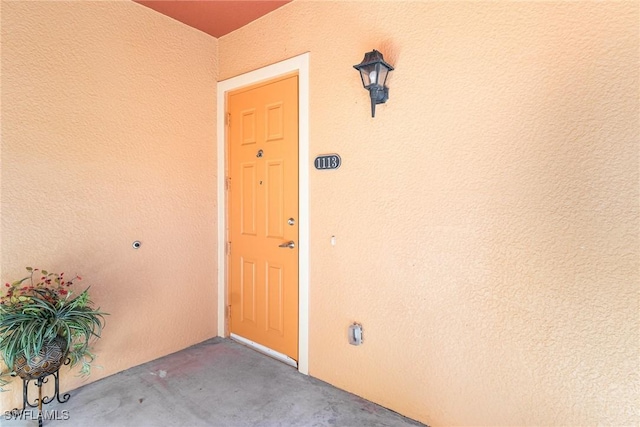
[216,52,310,375]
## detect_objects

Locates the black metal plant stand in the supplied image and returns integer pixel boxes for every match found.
[11,359,71,427]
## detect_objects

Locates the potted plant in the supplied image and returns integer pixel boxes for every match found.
[0,267,107,390]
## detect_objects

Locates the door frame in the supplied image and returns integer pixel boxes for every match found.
[216,53,310,375]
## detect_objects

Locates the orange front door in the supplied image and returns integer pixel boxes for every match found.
[228,74,299,360]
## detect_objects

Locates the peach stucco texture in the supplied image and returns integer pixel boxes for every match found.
[219,1,638,426]
[1,1,218,411]
[2,0,638,426]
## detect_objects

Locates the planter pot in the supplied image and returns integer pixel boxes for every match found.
[13,336,68,380]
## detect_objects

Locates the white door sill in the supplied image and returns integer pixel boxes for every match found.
[230,333,298,368]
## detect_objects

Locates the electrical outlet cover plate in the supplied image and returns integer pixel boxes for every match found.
[348,323,363,345]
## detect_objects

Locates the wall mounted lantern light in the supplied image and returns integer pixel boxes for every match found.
[353,49,394,118]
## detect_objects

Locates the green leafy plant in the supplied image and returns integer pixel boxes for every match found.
[0,267,107,390]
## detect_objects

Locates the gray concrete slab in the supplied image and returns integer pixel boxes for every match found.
[2,338,425,427]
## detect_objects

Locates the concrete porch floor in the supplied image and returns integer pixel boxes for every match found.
[3,338,425,427]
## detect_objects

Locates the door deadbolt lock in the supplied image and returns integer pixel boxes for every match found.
[287,218,295,226]
[256,149,264,158]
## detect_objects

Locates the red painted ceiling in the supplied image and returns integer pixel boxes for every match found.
[134,0,291,38]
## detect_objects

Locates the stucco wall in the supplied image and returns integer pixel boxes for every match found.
[1,1,218,409]
[220,1,639,426]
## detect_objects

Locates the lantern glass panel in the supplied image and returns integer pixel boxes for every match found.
[359,64,377,87]
[377,65,389,86]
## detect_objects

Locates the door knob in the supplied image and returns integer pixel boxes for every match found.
[278,241,295,249]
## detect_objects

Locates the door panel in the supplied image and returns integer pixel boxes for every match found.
[229,74,299,360]
[240,257,256,323]
[241,109,256,144]
[266,160,284,238]
[241,163,257,235]
[266,262,284,333]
